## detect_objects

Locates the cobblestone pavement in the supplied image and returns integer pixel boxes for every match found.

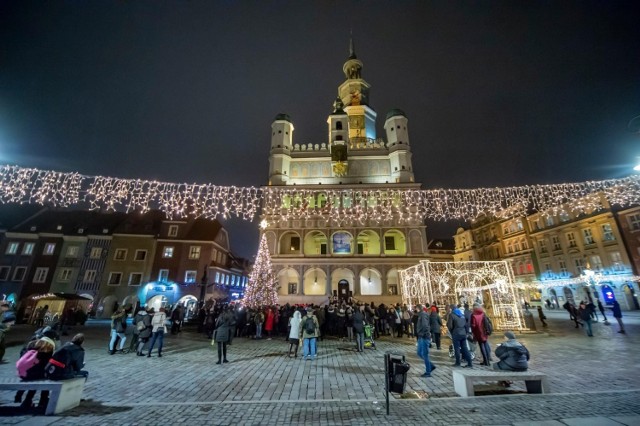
[0,310,639,425]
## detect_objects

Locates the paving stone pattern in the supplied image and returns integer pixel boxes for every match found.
[0,310,639,425]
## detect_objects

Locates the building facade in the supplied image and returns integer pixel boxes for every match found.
[260,42,440,306]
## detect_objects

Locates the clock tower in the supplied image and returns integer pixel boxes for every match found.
[338,37,377,145]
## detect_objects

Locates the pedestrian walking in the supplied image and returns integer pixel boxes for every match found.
[470,303,492,366]
[109,308,128,354]
[578,302,593,337]
[147,307,167,357]
[537,306,548,327]
[415,304,435,377]
[597,299,608,323]
[611,300,625,333]
[429,304,442,350]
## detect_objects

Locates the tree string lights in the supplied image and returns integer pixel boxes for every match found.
[1,164,639,223]
[243,234,279,308]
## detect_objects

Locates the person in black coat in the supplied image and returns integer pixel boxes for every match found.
[214,307,234,364]
[352,306,365,352]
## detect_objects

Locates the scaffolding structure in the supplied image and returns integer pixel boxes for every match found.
[399,260,527,331]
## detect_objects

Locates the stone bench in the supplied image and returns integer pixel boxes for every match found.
[0,377,85,415]
[452,369,550,397]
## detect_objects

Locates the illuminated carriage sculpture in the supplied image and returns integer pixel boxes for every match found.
[399,260,527,331]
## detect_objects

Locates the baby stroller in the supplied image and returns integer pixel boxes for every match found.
[363,324,377,349]
[447,333,476,360]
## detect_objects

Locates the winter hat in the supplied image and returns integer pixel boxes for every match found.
[504,331,516,340]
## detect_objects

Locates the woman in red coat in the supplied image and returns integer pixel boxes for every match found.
[470,304,492,366]
[264,308,275,340]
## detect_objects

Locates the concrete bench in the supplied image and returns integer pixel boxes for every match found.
[0,377,85,415]
[452,369,549,397]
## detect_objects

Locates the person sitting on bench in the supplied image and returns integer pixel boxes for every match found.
[493,331,529,372]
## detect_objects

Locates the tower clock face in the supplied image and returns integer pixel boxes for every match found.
[350,115,364,129]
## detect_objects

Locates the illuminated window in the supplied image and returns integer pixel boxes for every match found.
[43,243,56,255]
[5,242,19,255]
[590,255,603,270]
[629,213,640,231]
[22,243,35,255]
[559,261,568,276]
[158,269,169,282]
[189,246,201,260]
[610,252,623,271]
[163,246,174,258]
[574,258,585,275]
[185,270,197,283]
[601,223,615,241]
[582,229,594,245]
[545,216,554,227]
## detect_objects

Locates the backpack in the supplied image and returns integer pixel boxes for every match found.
[44,344,72,380]
[483,315,493,336]
[136,320,146,332]
[304,316,316,334]
[16,349,39,378]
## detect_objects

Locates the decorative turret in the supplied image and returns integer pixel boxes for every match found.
[385,109,414,183]
[268,113,294,185]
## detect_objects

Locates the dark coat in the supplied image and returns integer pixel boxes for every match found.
[415,311,431,339]
[214,312,234,343]
[56,342,85,380]
[352,311,365,334]
[134,312,152,339]
[495,340,529,371]
[612,302,622,318]
[447,310,467,338]
[429,311,442,334]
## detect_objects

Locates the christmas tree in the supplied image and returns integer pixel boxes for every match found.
[243,234,279,308]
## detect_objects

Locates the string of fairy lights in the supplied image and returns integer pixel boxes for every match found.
[1,164,640,223]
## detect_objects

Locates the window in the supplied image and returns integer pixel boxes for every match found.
[163,246,174,258]
[385,236,396,251]
[134,250,147,261]
[185,270,197,283]
[113,249,127,261]
[188,246,201,260]
[83,270,97,283]
[574,258,585,275]
[12,267,27,281]
[168,225,179,237]
[629,213,640,231]
[552,236,561,251]
[59,268,72,282]
[601,223,615,241]
[43,243,56,255]
[336,121,343,130]
[545,216,554,227]
[108,272,122,285]
[544,263,552,277]
[516,220,523,231]
[66,246,79,258]
[559,212,570,222]
[215,272,220,283]
[90,247,102,259]
[610,252,623,271]
[320,243,327,255]
[0,266,10,281]
[288,283,297,294]
[559,261,568,276]
[583,229,594,245]
[566,232,577,248]
[388,284,398,296]
[158,269,169,283]
[538,239,547,253]
[128,273,142,286]
[290,237,300,251]
[590,255,603,270]
[6,242,19,255]
[33,267,48,283]
[357,243,364,255]
[22,243,35,255]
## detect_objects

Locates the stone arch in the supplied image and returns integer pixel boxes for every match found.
[330,267,355,295]
[303,230,328,256]
[277,267,300,296]
[98,294,118,318]
[356,230,381,255]
[383,229,407,255]
[303,267,327,296]
[279,231,302,255]
[386,268,400,296]
[360,267,382,295]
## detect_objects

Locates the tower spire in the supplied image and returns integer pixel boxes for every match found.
[349,30,357,59]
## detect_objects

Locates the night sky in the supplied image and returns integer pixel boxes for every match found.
[1,1,639,258]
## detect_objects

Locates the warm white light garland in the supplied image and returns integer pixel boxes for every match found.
[1,164,639,223]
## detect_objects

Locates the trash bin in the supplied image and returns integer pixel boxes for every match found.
[523,309,536,331]
[387,357,410,394]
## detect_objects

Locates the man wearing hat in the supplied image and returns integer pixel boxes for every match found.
[493,331,530,372]
[0,303,16,363]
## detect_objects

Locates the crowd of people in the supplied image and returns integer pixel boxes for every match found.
[562,299,626,335]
